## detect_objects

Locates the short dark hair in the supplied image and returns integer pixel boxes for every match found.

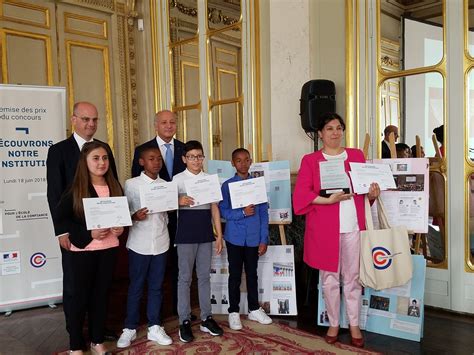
[396,143,410,152]
[317,112,346,132]
[231,148,250,160]
[138,146,161,159]
[183,140,203,155]
[411,145,422,158]
[433,125,444,144]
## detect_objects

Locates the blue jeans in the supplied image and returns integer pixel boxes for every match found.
[124,249,167,329]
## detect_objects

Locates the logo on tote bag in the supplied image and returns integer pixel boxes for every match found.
[372,247,402,270]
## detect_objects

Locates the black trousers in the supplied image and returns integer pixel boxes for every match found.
[226,241,259,313]
[60,247,74,333]
[68,247,118,350]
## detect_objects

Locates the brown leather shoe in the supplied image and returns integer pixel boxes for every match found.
[350,335,364,348]
[324,334,338,344]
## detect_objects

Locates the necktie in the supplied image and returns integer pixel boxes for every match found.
[164,143,173,178]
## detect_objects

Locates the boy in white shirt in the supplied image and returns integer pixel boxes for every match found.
[117,146,172,348]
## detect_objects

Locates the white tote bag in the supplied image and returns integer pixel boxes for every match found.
[359,197,413,290]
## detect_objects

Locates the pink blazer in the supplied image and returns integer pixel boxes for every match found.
[293,148,366,272]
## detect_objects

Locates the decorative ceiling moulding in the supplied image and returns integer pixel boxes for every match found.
[61,0,115,12]
[208,7,239,26]
[381,0,442,19]
[381,38,400,56]
[168,0,240,26]
[380,55,399,70]
[58,0,135,16]
[383,0,441,12]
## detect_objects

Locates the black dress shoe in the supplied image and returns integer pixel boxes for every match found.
[103,328,118,341]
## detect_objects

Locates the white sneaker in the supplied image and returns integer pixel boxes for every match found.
[248,307,272,325]
[147,325,173,345]
[228,312,243,330]
[117,328,137,348]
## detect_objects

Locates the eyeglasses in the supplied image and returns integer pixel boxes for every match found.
[185,154,205,161]
[74,115,98,123]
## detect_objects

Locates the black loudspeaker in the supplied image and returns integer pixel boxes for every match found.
[299,80,336,132]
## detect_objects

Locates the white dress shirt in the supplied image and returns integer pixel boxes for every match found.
[124,172,170,255]
[73,132,93,150]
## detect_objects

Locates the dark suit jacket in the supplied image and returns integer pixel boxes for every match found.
[46,135,118,235]
[131,137,186,180]
[55,184,98,249]
[381,140,391,159]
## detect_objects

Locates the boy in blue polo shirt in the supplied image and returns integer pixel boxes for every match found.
[219,148,272,330]
[173,140,224,343]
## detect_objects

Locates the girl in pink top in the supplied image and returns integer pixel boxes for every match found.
[293,113,380,348]
[57,141,124,354]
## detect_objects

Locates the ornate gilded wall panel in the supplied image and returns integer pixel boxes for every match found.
[0,0,135,182]
[215,47,237,66]
[66,41,113,149]
[1,29,52,85]
[64,12,108,39]
[118,14,136,178]
[0,0,50,29]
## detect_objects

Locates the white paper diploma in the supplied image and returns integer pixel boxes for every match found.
[319,160,350,190]
[183,174,223,207]
[228,176,268,209]
[139,181,178,213]
[349,162,396,194]
[82,196,133,230]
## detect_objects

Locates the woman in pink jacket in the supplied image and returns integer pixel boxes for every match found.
[293,113,379,348]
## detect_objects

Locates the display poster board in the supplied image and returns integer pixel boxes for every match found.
[207,160,292,223]
[371,158,429,233]
[317,255,426,342]
[0,84,65,312]
[210,244,297,316]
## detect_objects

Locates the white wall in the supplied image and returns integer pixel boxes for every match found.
[268,0,311,171]
[262,0,347,172]
[310,0,346,121]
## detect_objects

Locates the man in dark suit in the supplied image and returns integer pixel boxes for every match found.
[46,101,118,338]
[131,110,186,315]
[381,125,399,159]
[131,110,185,180]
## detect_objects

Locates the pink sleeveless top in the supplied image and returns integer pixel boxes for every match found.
[70,184,120,251]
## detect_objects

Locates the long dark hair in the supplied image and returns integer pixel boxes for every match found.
[71,141,123,218]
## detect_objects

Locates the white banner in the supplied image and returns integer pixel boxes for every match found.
[0,84,65,312]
